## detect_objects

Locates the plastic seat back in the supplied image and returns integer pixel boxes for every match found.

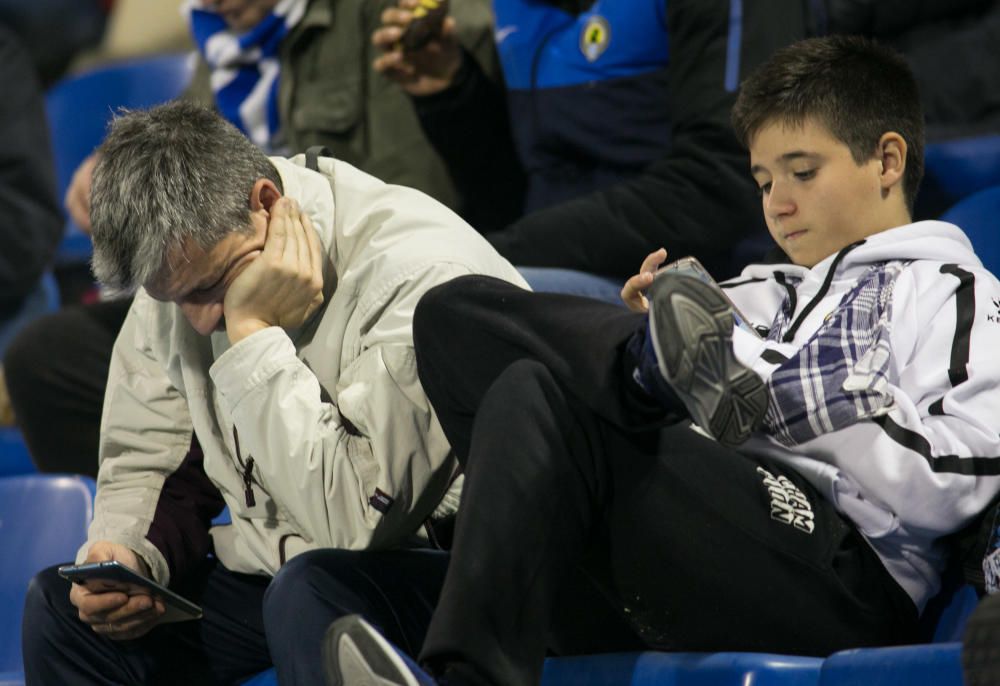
[0,475,95,672]
[920,136,1000,218]
[939,185,1000,276]
[45,53,192,263]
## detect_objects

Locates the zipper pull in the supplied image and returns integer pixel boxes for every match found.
[243,457,256,508]
[233,427,256,508]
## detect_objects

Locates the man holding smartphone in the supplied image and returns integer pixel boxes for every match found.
[21,101,526,685]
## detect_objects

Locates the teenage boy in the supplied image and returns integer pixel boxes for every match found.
[322,35,1000,686]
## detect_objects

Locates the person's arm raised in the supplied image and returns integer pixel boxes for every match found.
[371,0,464,97]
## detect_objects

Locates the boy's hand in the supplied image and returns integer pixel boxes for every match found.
[372,0,463,96]
[223,198,325,344]
[621,248,668,313]
[69,541,165,641]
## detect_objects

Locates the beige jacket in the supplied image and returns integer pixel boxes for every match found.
[81,155,527,584]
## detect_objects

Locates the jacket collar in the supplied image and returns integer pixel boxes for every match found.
[269,155,339,325]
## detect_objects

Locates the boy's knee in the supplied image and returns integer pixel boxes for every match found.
[414,278,474,346]
[489,358,556,399]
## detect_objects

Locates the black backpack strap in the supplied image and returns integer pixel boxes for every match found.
[305,146,332,172]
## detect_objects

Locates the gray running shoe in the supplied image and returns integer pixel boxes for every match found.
[647,272,767,446]
[323,614,437,686]
[963,593,1000,686]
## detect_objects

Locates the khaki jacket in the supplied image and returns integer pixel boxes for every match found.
[81,156,527,584]
[185,0,498,210]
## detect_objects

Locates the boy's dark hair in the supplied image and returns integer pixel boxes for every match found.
[731,35,924,213]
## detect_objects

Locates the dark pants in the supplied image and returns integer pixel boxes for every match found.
[412,276,919,686]
[22,548,448,685]
[4,298,130,477]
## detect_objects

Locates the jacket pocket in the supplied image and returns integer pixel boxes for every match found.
[290,78,363,135]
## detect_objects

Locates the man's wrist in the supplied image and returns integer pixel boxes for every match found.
[226,317,271,345]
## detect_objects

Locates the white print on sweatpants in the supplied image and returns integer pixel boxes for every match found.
[757,466,815,534]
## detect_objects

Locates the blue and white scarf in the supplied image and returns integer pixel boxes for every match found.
[185,0,308,151]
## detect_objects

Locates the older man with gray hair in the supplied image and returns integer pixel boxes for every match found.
[21,100,526,685]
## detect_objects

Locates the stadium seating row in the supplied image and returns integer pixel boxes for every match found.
[0,473,982,685]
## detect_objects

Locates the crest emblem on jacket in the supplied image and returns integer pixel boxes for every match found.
[580,15,610,62]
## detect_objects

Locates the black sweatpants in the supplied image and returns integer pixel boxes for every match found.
[412,276,919,686]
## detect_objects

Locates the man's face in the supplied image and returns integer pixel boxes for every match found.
[146,217,267,336]
[749,118,887,268]
[207,0,282,31]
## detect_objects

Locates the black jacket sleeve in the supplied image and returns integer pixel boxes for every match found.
[485,0,810,280]
[0,26,62,316]
[413,51,527,232]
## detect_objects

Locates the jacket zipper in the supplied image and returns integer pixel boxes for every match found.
[781,240,865,343]
[233,427,256,508]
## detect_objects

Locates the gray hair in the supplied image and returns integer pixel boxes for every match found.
[90,101,282,292]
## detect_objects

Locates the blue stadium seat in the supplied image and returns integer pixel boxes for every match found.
[920,135,1000,218]
[0,474,95,681]
[540,559,980,686]
[44,53,192,264]
[818,643,963,686]
[0,429,35,477]
[234,578,981,685]
[543,651,823,685]
[241,668,278,685]
[939,185,1000,276]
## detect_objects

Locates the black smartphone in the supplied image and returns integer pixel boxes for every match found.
[399,0,448,51]
[58,560,203,623]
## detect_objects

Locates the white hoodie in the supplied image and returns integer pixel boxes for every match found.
[722,221,1000,612]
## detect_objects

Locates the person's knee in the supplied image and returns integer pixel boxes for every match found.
[414,277,478,353]
[467,359,583,474]
[264,549,379,676]
[488,358,556,401]
[263,549,364,627]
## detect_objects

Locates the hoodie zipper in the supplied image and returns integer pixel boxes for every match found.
[781,240,865,343]
[233,427,256,508]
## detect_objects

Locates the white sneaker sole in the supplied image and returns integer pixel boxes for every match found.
[323,615,420,686]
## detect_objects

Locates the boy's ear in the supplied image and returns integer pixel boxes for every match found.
[877,132,907,193]
[249,178,281,212]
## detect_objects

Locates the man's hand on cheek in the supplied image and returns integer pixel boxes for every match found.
[223,198,325,345]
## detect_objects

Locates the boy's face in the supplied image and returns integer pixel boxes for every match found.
[749,118,893,268]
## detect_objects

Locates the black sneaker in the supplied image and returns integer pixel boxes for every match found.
[323,614,438,686]
[647,272,767,447]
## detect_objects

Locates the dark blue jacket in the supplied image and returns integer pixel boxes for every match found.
[416,0,806,279]
[494,0,671,211]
